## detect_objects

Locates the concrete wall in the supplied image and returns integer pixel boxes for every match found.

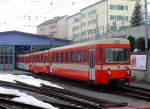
[105,24,150,39]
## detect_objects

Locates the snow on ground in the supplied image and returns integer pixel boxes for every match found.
[0,87,57,109]
[0,74,63,89]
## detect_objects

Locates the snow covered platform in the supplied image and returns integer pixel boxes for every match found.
[0,70,32,75]
[0,73,63,109]
[131,82,150,90]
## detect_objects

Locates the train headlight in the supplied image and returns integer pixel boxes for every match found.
[127,70,131,76]
[107,71,112,76]
[126,67,131,76]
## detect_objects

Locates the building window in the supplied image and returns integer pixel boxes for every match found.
[88,19,96,25]
[110,4,128,10]
[50,32,54,36]
[88,9,96,16]
[40,28,44,31]
[88,29,96,36]
[74,18,80,23]
[110,15,128,21]
[81,14,86,18]
[81,23,86,27]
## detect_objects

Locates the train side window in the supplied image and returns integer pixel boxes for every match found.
[65,51,69,62]
[38,55,40,62]
[40,55,43,62]
[36,55,40,62]
[83,49,88,63]
[56,53,59,62]
[70,51,75,62]
[76,50,82,63]
[60,52,64,62]
[52,53,55,62]
[36,56,37,62]
[44,56,48,62]
[32,56,33,62]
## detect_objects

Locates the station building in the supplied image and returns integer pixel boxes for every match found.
[0,31,72,70]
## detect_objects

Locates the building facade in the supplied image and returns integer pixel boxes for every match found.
[68,13,81,41]
[0,31,72,70]
[68,0,145,41]
[37,16,68,39]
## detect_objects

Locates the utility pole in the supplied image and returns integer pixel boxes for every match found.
[106,0,109,38]
[144,0,149,81]
[96,14,99,39]
[145,0,148,50]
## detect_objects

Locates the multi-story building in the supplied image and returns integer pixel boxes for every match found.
[68,13,81,41]
[37,16,68,39]
[68,0,145,41]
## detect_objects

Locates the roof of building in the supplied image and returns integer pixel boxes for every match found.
[81,0,106,11]
[0,30,72,45]
[37,16,66,27]
[68,12,81,18]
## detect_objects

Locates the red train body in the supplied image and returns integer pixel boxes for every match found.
[17,38,132,86]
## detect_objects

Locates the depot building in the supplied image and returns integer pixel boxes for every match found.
[0,31,72,70]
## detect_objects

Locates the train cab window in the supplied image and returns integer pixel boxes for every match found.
[76,50,82,63]
[60,52,64,62]
[65,52,69,62]
[83,49,88,63]
[56,53,59,62]
[70,51,75,62]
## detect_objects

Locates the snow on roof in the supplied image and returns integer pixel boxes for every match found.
[0,87,57,109]
[0,74,63,89]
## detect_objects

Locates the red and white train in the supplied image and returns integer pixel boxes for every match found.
[17,38,132,86]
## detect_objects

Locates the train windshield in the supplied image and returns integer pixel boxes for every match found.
[105,48,129,64]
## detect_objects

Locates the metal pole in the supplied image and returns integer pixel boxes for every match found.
[144,0,149,81]
[106,0,109,38]
[145,0,148,50]
[96,14,99,39]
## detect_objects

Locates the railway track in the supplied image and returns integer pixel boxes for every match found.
[112,86,150,101]
[0,80,127,109]
[0,95,47,109]
[31,74,150,102]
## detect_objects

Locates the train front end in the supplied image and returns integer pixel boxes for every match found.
[95,39,132,86]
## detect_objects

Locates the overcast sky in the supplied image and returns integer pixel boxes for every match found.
[0,0,149,34]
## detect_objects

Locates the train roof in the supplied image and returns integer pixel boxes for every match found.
[17,53,31,57]
[17,38,129,56]
[50,38,129,51]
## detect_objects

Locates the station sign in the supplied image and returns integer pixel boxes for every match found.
[130,55,147,70]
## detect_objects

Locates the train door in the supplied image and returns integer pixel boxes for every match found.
[89,49,95,80]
